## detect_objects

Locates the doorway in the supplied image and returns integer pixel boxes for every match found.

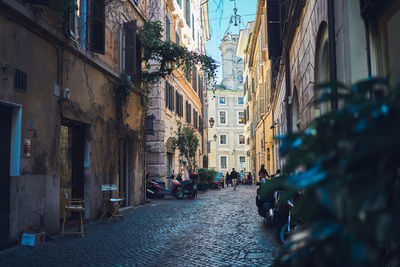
[59,121,85,220]
[0,104,12,246]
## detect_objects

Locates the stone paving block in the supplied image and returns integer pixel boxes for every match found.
[0,186,279,266]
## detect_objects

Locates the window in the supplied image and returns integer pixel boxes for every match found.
[14,68,27,91]
[186,101,191,123]
[90,0,106,54]
[175,32,180,45]
[165,82,174,111]
[124,20,140,78]
[238,111,245,124]
[192,67,197,92]
[220,156,227,170]
[219,111,226,124]
[193,109,198,128]
[192,14,195,39]
[239,135,245,145]
[219,97,226,104]
[67,0,87,48]
[220,135,227,145]
[165,14,170,41]
[238,97,244,104]
[185,0,190,27]
[176,91,183,116]
[239,156,245,163]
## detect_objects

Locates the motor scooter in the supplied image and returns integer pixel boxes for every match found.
[277,196,303,243]
[181,173,198,198]
[255,170,281,227]
[150,174,184,199]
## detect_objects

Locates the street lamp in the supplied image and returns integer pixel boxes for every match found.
[213,134,217,141]
[208,117,215,128]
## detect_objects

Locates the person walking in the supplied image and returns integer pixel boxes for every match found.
[230,168,239,191]
[258,164,270,183]
[225,171,231,187]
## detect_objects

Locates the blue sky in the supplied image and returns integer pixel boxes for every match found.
[206,0,257,83]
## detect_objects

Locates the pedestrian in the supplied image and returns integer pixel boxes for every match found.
[258,164,270,183]
[230,168,239,190]
[226,171,231,187]
[248,172,253,184]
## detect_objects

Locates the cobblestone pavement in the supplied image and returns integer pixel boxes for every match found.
[0,185,279,266]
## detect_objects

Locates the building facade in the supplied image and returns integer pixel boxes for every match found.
[207,33,246,174]
[0,0,147,246]
[240,0,400,179]
[145,0,210,180]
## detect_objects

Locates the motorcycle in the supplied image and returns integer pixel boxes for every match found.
[146,173,184,199]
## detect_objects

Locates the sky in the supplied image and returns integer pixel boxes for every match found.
[206,0,257,84]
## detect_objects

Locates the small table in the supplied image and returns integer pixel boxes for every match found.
[99,185,125,222]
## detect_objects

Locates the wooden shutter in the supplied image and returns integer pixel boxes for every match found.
[165,82,168,108]
[165,15,171,41]
[267,0,281,58]
[90,0,105,54]
[124,20,137,76]
[185,0,190,26]
[180,95,183,117]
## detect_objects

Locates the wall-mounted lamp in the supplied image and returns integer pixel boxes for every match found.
[213,134,217,141]
[208,117,215,128]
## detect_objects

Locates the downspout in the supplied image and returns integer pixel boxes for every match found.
[327,0,338,110]
[285,50,291,135]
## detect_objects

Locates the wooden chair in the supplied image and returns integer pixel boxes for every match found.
[61,189,85,237]
[99,184,125,222]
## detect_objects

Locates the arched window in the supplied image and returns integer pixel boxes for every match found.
[315,22,331,116]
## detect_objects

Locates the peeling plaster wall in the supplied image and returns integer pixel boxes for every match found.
[0,2,145,243]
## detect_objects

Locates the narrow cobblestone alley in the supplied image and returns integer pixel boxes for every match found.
[0,185,279,266]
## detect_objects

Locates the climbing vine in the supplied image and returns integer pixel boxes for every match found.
[139,21,218,84]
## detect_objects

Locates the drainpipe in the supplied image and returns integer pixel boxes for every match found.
[327,0,338,110]
[284,50,292,135]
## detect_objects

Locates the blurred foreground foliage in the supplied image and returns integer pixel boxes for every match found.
[271,78,400,266]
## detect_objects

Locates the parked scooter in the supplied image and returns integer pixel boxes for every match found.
[181,173,198,198]
[255,170,281,227]
[146,173,184,199]
[276,191,303,243]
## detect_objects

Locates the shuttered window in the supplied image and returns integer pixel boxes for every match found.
[166,14,171,41]
[185,0,190,27]
[165,83,174,111]
[176,92,183,117]
[90,0,105,54]
[14,68,27,91]
[267,0,281,58]
[193,110,198,128]
[124,20,140,77]
[192,67,197,92]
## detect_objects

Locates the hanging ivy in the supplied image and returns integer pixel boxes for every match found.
[139,21,218,84]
